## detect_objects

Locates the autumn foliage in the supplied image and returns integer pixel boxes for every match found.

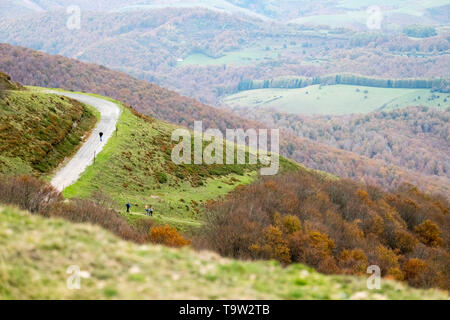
[149,225,191,248]
[198,170,450,290]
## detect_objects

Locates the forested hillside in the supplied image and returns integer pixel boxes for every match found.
[198,170,450,290]
[243,106,450,178]
[0,43,252,131]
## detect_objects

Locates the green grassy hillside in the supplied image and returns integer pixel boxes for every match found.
[1,81,295,232]
[1,205,447,300]
[58,92,296,231]
[0,84,97,176]
[224,85,449,115]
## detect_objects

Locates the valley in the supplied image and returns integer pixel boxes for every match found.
[0,0,449,302]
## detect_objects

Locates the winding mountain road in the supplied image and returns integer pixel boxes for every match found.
[49,91,121,192]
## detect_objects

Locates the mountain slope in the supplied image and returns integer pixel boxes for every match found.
[0,43,255,132]
[0,76,96,175]
[0,74,295,232]
[238,106,450,180]
[1,44,449,197]
[1,6,448,107]
[1,205,447,300]
[58,92,272,230]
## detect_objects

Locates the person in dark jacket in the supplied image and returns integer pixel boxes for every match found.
[99,132,104,142]
[126,202,131,213]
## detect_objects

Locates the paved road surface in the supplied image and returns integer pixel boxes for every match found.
[49,91,121,192]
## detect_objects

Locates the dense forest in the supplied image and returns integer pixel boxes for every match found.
[198,171,450,290]
[238,106,450,180]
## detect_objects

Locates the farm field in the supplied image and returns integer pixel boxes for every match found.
[223,85,450,115]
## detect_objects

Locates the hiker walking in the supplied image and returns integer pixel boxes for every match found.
[149,206,154,217]
[126,202,131,213]
[145,205,150,216]
[99,131,104,142]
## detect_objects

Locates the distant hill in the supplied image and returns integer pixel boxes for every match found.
[0,43,256,132]
[1,0,448,26]
[1,7,448,106]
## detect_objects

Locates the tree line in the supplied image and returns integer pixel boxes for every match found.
[237,74,450,92]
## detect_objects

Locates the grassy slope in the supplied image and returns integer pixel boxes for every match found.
[224,85,449,115]
[60,92,296,231]
[1,205,447,300]
[0,89,97,176]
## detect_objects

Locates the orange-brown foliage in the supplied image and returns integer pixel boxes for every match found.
[150,225,191,248]
[414,220,444,247]
[197,171,450,290]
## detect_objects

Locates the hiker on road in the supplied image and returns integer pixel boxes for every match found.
[99,132,104,142]
[150,206,154,217]
[126,202,131,213]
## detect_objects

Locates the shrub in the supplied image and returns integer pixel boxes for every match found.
[250,225,291,264]
[339,249,368,274]
[375,245,400,275]
[402,258,427,282]
[394,229,418,253]
[309,231,335,256]
[414,220,444,247]
[149,225,190,247]
[387,267,404,281]
[281,215,302,234]
[156,171,168,184]
[49,198,146,243]
[0,175,61,213]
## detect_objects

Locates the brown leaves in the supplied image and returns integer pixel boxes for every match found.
[198,170,450,290]
[414,220,444,247]
[149,225,190,248]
